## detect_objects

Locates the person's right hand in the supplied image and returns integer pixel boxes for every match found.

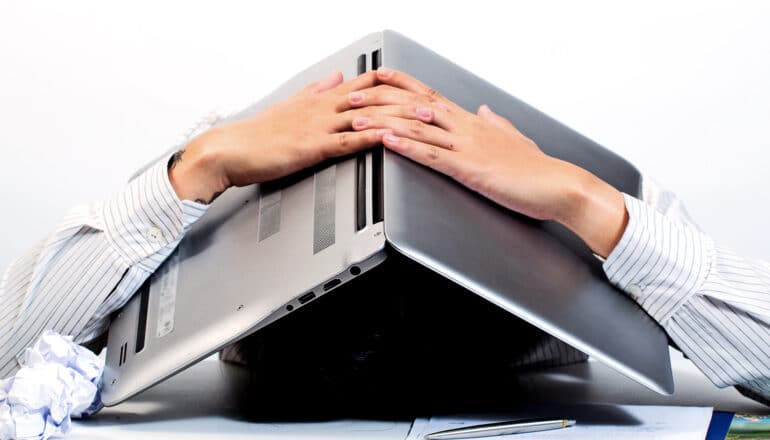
[168,70,435,204]
[357,68,628,258]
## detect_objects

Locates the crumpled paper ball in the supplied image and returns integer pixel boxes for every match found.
[0,331,105,440]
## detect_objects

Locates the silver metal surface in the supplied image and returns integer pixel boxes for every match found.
[104,30,673,406]
[381,30,673,395]
[102,33,388,406]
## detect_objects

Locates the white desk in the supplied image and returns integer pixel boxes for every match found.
[71,348,766,439]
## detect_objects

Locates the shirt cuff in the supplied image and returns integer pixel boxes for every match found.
[101,153,209,270]
[602,193,715,323]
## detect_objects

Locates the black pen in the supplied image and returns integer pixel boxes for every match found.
[424,418,576,439]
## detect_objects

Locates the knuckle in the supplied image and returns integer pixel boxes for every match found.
[424,87,441,100]
[409,119,425,135]
[337,132,349,149]
[427,146,440,161]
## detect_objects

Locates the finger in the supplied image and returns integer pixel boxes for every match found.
[352,115,456,151]
[334,104,435,131]
[342,85,452,128]
[334,70,378,94]
[312,71,344,93]
[324,128,393,158]
[477,104,514,129]
[375,67,457,109]
[303,71,343,94]
[381,133,460,179]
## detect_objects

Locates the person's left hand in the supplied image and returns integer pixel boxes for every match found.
[169,70,436,204]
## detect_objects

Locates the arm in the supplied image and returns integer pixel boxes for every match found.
[0,70,434,379]
[0,149,210,379]
[604,178,770,404]
[366,67,770,404]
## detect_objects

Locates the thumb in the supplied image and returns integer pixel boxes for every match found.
[477,104,513,129]
[310,70,344,93]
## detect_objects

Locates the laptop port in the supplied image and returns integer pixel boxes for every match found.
[357,54,367,75]
[299,292,316,304]
[323,279,341,291]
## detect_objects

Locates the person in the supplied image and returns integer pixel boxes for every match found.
[0,67,768,408]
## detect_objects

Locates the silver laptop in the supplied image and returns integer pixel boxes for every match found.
[101,30,673,406]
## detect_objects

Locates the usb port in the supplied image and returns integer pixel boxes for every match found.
[299,292,316,304]
[323,279,341,291]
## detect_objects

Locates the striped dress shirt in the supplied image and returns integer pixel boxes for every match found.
[604,178,770,404]
[0,114,217,380]
[1,116,768,404]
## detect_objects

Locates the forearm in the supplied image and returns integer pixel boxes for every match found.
[0,154,209,379]
[601,179,770,403]
[167,131,230,204]
[549,159,629,259]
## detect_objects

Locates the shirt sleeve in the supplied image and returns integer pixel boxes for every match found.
[603,177,770,404]
[0,112,225,380]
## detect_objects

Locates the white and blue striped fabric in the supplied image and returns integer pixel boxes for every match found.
[0,115,219,380]
[604,178,770,403]
[1,116,768,403]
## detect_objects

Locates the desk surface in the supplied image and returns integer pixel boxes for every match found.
[72,348,767,439]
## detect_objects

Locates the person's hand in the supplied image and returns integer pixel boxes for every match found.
[350,67,628,257]
[168,71,434,204]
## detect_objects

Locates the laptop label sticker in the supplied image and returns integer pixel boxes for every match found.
[154,251,180,338]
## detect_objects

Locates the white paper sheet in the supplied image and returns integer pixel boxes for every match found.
[406,405,713,440]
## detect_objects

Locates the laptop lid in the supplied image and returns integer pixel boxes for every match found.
[380,30,673,394]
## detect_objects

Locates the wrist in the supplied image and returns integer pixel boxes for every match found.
[555,163,629,258]
[168,133,230,204]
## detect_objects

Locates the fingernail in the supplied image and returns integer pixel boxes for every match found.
[377,66,393,78]
[416,107,433,119]
[383,133,399,144]
[376,128,393,137]
[352,117,369,128]
[348,92,364,104]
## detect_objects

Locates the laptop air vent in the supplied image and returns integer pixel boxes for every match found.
[313,165,336,253]
[371,49,380,71]
[371,147,384,223]
[258,187,282,241]
[371,48,384,223]
[357,53,366,75]
[135,279,151,354]
[355,53,368,231]
[118,342,128,366]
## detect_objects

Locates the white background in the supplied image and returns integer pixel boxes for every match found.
[1,0,769,269]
